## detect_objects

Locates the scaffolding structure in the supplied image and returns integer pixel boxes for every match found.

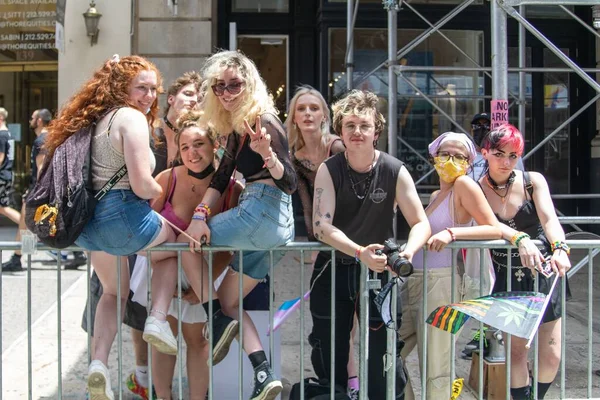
[344,1,600,399]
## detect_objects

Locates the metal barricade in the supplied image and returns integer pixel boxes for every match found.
[0,239,598,399]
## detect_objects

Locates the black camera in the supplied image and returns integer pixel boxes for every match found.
[375,238,414,277]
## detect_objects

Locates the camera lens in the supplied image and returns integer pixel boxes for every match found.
[389,255,413,277]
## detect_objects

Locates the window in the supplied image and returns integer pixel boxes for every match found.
[232,0,288,13]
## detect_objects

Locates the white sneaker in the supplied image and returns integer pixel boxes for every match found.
[88,360,114,400]
[142,316,178,355]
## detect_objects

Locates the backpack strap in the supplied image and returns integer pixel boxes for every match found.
[523,171,534,200]
[93,108,128,200]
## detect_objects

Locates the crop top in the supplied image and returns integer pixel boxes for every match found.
[208,113,296,195]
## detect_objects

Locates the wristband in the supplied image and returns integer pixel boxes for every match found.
[263,152,278,169]
[551,241,570,256]
[445,228,456,242]
[510,231,529,246]
[194,203,211,216]
[192,214,207,221]
[355,246,364,263]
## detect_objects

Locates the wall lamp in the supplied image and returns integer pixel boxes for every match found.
[83,1,102,46]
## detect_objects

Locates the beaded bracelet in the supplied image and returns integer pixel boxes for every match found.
[514,234,530,247]
[551,241,570,256]
[510,231,529,246]
[355,246,364,263]
[446,228,456,242]
[192,214,207,221]
[194,203,212,216]
[263,152,278,169]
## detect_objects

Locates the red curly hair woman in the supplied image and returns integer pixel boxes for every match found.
[46,55,177,400]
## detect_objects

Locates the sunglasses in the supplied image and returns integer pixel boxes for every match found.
[471,123,490,131]
[211,82,244,96]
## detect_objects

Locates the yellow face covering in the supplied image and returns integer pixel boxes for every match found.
[433,157,469,183]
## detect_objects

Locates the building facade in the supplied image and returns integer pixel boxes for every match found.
[0,0,597,231]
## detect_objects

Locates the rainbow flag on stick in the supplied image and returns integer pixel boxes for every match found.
[426,276,558,345]
[267,291,311,336]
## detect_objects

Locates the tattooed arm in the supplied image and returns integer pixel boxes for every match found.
[313,164,387,272]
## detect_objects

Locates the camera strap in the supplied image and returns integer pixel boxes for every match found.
[373,276,399,329]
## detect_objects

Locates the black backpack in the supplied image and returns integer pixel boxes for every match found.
[25,109,126,249]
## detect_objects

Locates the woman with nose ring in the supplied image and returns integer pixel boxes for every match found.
[399,131,501,399]
[478,124,570,400]
[181,50,295,400]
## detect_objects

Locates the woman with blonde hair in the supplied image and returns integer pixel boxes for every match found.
[286,85,344,242]
[45,55,177,400]
[160,50,295,400]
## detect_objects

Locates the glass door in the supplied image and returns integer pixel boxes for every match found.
[237,35,289,120]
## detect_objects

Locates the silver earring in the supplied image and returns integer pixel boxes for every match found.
[293,123,297,130]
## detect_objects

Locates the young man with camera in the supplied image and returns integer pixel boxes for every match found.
[309,90,430,399]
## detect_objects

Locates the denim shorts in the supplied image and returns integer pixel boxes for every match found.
[208,183,294,279]
[76,190,162,256]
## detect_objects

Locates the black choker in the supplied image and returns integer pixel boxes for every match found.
[163,117,179,133]
[486,171,515,190]
[188,164,215,180]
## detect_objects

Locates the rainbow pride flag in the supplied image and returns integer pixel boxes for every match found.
[267,291,311,336]
[426,291,548,339]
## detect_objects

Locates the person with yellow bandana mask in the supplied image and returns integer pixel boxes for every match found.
[399,131,502,400]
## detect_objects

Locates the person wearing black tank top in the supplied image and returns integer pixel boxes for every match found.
[479,124,571,400]
[310,90,431,399]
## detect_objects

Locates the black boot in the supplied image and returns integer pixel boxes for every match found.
[202,311,239,365]
[2,254,22,272]
[250,361,282,400]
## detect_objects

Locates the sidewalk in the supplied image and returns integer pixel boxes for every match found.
[2,246,600,399]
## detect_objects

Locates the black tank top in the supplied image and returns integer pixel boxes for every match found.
[324,152,402,249]
[490,172,545,269]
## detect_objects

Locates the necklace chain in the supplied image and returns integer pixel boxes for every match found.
[345,152,376,200]
[485,174,512,203]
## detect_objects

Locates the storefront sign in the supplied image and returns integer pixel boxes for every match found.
[490,99,509,129]
[0,0,57,61]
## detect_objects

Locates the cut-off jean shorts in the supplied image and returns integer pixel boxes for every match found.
[207,183,294,280]
[76,189,162,256]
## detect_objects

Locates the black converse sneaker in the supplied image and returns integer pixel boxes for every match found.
[203,313,239,365]
[250,361,282,400]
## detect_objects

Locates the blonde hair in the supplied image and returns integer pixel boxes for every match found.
[285,85,331,153]
[331,90,385,137]
[200,50,276,135]
[175,110,216,163]
[0,108,7,120]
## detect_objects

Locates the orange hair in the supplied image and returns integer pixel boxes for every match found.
[45,55,163,156]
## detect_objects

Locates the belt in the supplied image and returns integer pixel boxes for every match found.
[320,252,357,265]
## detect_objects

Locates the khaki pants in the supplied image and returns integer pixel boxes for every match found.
[399,267,461,400]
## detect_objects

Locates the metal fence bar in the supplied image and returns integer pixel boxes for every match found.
[358,258,368,400]
[299,250,306,400]
[145,251,153,400]
[269,251,275,372]
[177,251,183,400]
[116,256,123,400]
[588,248,594,399]
[207,250,214,400]
[449,248,457,398]
[331,253,338,399]
[57,256,62,399]
[238,250,244,400]
[532,272,539,399]
[560,271,567,399]
[506,247,512,400]
[27,253,32,400]
[421,249,428,399]
[503,0,598,5]
[478,247,485,400]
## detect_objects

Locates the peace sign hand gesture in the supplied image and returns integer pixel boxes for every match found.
[244,116,272,159]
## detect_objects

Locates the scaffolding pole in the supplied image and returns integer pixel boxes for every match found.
[346,0,356,90]
[491,0,509,130]
[519,5,527,136]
